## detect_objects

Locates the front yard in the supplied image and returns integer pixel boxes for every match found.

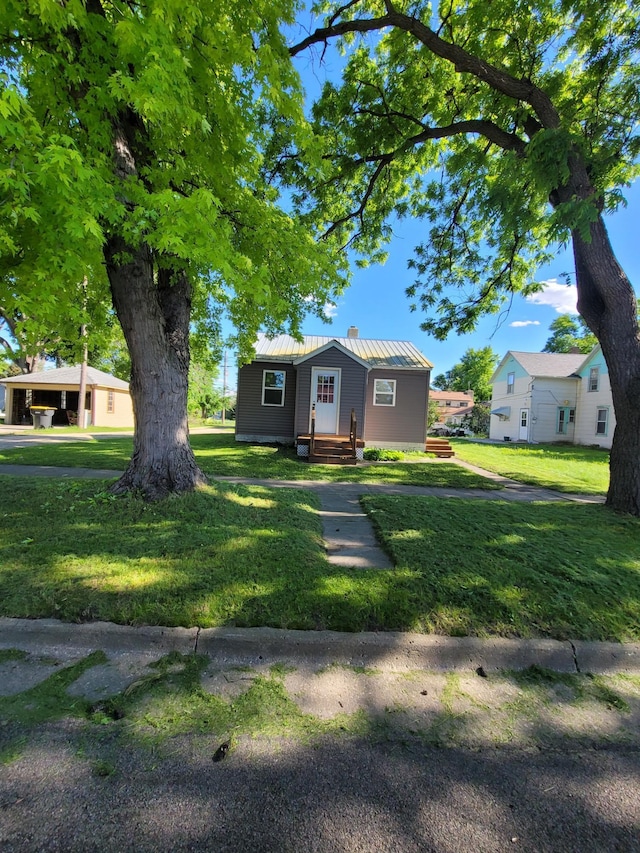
[0,433,497,489]
[451,440,610,494]
[2,474,639,641]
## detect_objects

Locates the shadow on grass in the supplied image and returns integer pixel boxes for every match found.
[2,477,638,640]
[362,495,640,641]
[0,477,424,633]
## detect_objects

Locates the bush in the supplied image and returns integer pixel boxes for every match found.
[363,447,405,461]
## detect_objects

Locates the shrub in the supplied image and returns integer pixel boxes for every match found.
[363,447,405,461]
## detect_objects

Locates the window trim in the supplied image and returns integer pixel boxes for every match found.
[261,369,286,407]
[506,372,515,394]
[107,390,115,414]
[595,406,609,436]
[588,366,600,392]
[373,378,397,407]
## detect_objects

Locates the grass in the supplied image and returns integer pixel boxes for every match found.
[0,433,498,489]
[361,494,640,641]
[1,477,639,640]
[451,440,610,494]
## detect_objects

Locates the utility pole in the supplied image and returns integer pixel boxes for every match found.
[77,279,88,429]
[221,349,227,426]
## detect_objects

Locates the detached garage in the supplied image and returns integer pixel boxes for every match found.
[2,365,134,428]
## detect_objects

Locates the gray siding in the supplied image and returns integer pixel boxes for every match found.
[236,361,296,441]
[364,369,429,445]
[295,348,368,436]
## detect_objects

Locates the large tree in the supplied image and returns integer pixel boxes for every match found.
[1,0,344,498]
[288,0,640,514]
[542,314,597,354]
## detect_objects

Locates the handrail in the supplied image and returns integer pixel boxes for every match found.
[350,408,357,457]
[310,403,316,458]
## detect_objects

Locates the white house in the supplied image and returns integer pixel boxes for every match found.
[489,347,615,448]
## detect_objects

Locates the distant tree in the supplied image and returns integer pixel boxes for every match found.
[542,315,597,354]
[436,347,499,401]
[462,403,491,436]
[188,362,222,420]
[427,398,440,429]
[432,372,453,391]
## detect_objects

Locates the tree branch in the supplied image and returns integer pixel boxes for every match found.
[290,7,561,129]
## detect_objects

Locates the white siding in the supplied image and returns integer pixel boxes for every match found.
[529,378,578,444]
[489,374,530,441]
[575,370,615,449]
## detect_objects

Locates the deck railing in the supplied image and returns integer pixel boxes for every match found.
[349,408,357,457]
[310,403,316,457]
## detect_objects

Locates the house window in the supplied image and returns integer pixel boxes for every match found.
[596,407,609,435]
[315,374,335,404]
[262,370,286,406]
[506,372,515,394]
[588,367,599,392]
[374,378,396,406]
[107,390,115,413]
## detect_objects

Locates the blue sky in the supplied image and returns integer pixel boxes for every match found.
[222,181,639,392]
[221,19,640,389]
[296,179,640,377]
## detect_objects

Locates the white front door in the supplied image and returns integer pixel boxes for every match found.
[519,408,529,440]
[312,368,340,434]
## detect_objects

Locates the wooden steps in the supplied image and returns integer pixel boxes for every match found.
[298,434,360,465]
[426,437,455,458]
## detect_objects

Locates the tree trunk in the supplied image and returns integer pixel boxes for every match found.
[105,236,207,500]
[572,216,640,515]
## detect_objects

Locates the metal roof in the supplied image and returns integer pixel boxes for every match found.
[1,365,129,390]
[255,334,433,370]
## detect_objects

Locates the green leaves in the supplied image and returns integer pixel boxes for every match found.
[1,0,346,364]
[288,0,640,337]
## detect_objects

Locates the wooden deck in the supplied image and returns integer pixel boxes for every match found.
[297,434,364,465]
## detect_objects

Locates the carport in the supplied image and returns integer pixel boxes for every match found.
[1,365,133,428]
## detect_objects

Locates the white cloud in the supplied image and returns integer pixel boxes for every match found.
[303,296,339,319]
[525,279,578,314]
[509,320,541,328]
[323,301,338,319]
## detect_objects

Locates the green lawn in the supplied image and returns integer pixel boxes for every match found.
[2,477,639,640]
[451,440,610,494]
[362,495,640,641]
[0,433,498,489]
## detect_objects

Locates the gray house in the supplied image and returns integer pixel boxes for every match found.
[236,328,433,458]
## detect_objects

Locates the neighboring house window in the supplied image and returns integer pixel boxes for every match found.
[596,407,609,435]
[262,370,286,406]
[589,367,599,392]
[107,391,115,413]
[374,378,396,406]
[506,372,515,394]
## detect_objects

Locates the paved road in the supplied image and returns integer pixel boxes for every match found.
[3,726,639,853]
[2,622,640,853]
